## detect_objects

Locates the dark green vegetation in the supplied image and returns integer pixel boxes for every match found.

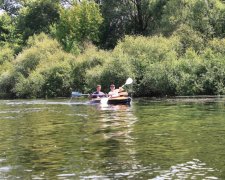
[0,0,225,98]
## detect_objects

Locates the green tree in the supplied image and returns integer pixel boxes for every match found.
[0,0,21,15]
[16,0,60,42]
[0,44,14,65]
[0,12,22,53]
[55,0,103,53]
[0,12,13,42]
[99,0,166,48]
[172,24,204,55]
[161,0,225,38]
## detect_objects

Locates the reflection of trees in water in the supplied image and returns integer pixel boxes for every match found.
[1,100,222,179]
[93,104,139,178]
[91,103,220,179]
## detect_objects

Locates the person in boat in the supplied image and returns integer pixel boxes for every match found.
[108,84,124,98]
[90,85,106,98]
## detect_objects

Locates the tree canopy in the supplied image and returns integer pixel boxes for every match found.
[55,0,103,53]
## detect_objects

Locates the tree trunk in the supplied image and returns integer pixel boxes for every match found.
[135,0,144,34]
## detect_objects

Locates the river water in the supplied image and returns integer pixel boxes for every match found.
[0,98,224,179]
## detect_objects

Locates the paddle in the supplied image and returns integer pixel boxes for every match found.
[71,92,89,97]
[69,91,89,102]
[121,77,133,88]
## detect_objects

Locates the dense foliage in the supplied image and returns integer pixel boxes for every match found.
[0,0,225,98]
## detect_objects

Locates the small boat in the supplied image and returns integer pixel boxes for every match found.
[90,96,131,105]
[108,96,131,105]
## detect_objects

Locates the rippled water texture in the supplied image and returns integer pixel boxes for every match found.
[0,98,224,179]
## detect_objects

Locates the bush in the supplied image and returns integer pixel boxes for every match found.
[1,33,224,98]
[13,72,45,98]
[11,33,76,98]
[207,38,225,55]
[115,35,179,63]
[70,45,108,92]
[85,55,134,93]
[173,49,205,95]
[200,49,225,95]
[172,24,205,55]
[0,71,16,98]
[0,45,14,65]
[42,62,72,98]
[140,61,177,96]
[113,35,179,96]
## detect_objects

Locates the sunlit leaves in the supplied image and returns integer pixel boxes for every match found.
[1,33,75,98]
[55,0,103,53]
[16,0,60,42]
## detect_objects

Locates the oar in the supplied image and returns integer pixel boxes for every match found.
[71,92,89,97]
[121,77,133,88]
[69,91,90,102]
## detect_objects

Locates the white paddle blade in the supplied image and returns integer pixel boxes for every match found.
[125,78,133,85]
[72,92,81,97]
[100,97,108,104]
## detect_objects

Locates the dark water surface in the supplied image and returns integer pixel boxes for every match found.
[0,98,224,179]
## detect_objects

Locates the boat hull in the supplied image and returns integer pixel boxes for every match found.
[90,97,131,105]
[108,97,131,105]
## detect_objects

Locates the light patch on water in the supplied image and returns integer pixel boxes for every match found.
[0,159,6,162]
[57,173,78,180]
[1,116,15,119]
[97,104,132,112]
[80,175,110,180]
[66,113,89,117]
[0,110,21,114]
[22,108,43,112]
[31,174,45,180]
[0,108,45,118]
[24,169,33,172]
[152,159,218,180]
[32,177,44,180]
[0,166,12,172]
[205,177,219,179]
[5,100,88,106]
[57,173,76,177]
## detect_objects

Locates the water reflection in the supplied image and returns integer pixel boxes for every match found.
[78,104,138,179]
[96,104,136,138]
[0,99,224,179]
[153,159,218,180]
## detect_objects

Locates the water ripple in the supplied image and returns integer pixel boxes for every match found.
[57,173,76,177]
[152,159,218,179]
[0,166,13,172]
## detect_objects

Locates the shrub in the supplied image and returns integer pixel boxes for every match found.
[12,33,76,98]
[85,55,134,93]
[42,62,72,98]
[172,24,205,55]
[200,49,225,95]
[208,38,225,55]
[0,45,14,65]
[140,61,177,96]
[113,35,179,96]
[0,71,16,98]
[70,45,108,92]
